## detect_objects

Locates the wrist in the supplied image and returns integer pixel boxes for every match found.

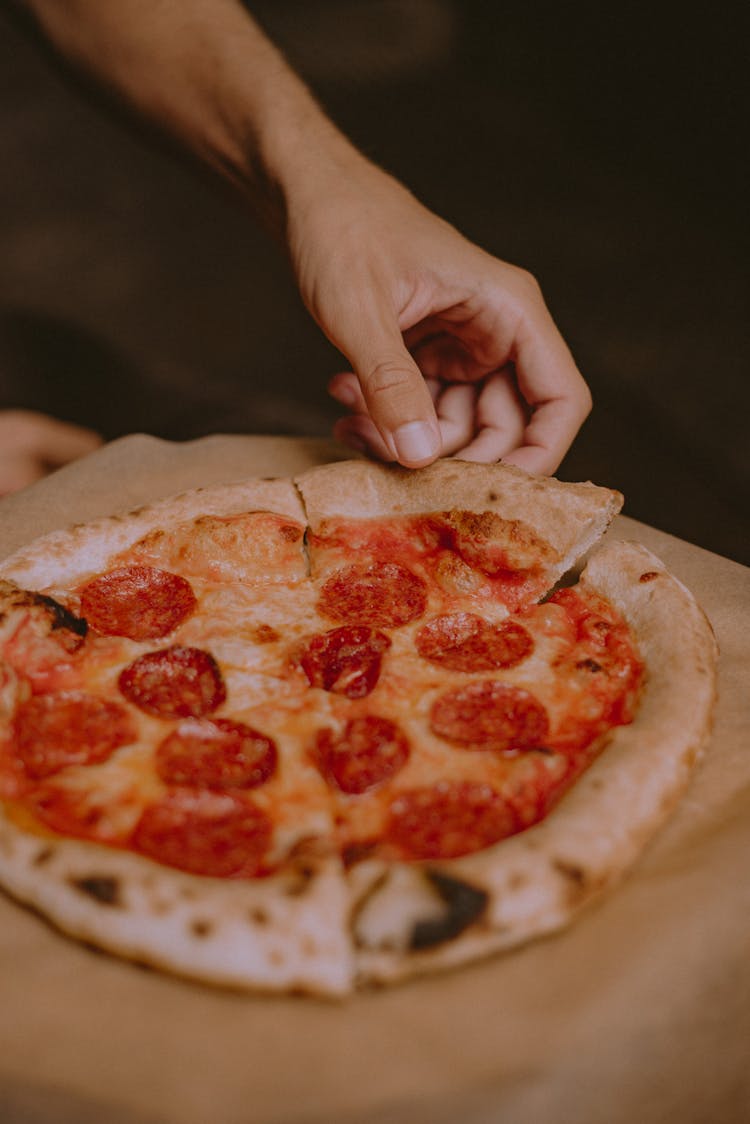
[249,81,370,241]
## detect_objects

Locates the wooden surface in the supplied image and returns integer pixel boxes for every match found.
[0,436,748,1124]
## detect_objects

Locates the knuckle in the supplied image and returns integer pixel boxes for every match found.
[510,265,543,301]
[363,358,415,400]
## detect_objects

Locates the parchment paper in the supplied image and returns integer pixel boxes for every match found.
[0,435,748,1124]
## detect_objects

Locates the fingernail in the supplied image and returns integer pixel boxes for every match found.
[393,421,440,464]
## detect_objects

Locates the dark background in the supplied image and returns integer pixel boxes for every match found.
[1,1,747,563]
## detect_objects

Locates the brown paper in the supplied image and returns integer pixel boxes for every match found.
[1,435,748,1124]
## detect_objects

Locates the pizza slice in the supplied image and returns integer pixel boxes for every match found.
[348,539,717,985]
[0,480,356,995]
[296,459,624,611]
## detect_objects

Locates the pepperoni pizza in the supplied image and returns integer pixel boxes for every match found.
[0,461,717,995]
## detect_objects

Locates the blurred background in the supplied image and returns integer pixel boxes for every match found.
[0,1,747,563]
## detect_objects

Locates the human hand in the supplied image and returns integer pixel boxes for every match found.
[0,410,102,496]
[286,152,591,474]
[17,4,589,474]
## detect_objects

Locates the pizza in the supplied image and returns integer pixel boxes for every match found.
[0,459,717,996]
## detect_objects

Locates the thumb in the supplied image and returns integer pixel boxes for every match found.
[346,331,441,469]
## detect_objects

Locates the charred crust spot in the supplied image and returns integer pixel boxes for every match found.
[342,840,378,868]
[190,918,213,938]
[487,491,499,502]
[409,869,488,951]
[441,509,556,569]
[444,509,499,540]
[576,658,603,673]
[552,859,598,908]
[70,875,122,907]
[639,571,661,583]
[288,834,331,862]
[553,859,587,886]
[249,907,269,926]
[33,593,88,640]
[351,871,389,951]
[33,846,54,866]
[285,864,316,896]
[251,623,279,644]
[553,859,603,907]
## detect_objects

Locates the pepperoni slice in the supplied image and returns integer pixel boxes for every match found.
[118,646,226,719]
[80,565,197,640]
[30,782,135,843]
[416,613,533,671]
[430,680,549,752]
[132,788,272,877]
[300,626,391,698]
[386,781,516,859]
[318,562,427,628]
[315,715,409,794]
[156,718,277,790]
[31,785,110,840]
[13,691,136,779]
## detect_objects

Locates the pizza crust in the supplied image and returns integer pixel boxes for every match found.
[0,478,305,589]
[350,540,718,985]
[0,818,353,996]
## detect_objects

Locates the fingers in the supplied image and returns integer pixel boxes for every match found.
[0,410,103,464]
[332,413,395,461]
[329,303,442,467]
[329,372,474,458]
[328,371,367,414]
[453,368,528,463]
[328,373,395,458]
[325,261,591,474]
[0,410,103,496]
[505,309,592,473]
[500,392,591,475]
[433,383,476,454]
[409,332,488,383]
[361,357,441,466]
[0,454,49,497]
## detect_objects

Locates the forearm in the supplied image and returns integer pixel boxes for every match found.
[18,0,591,471]
[20,0,356,233]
